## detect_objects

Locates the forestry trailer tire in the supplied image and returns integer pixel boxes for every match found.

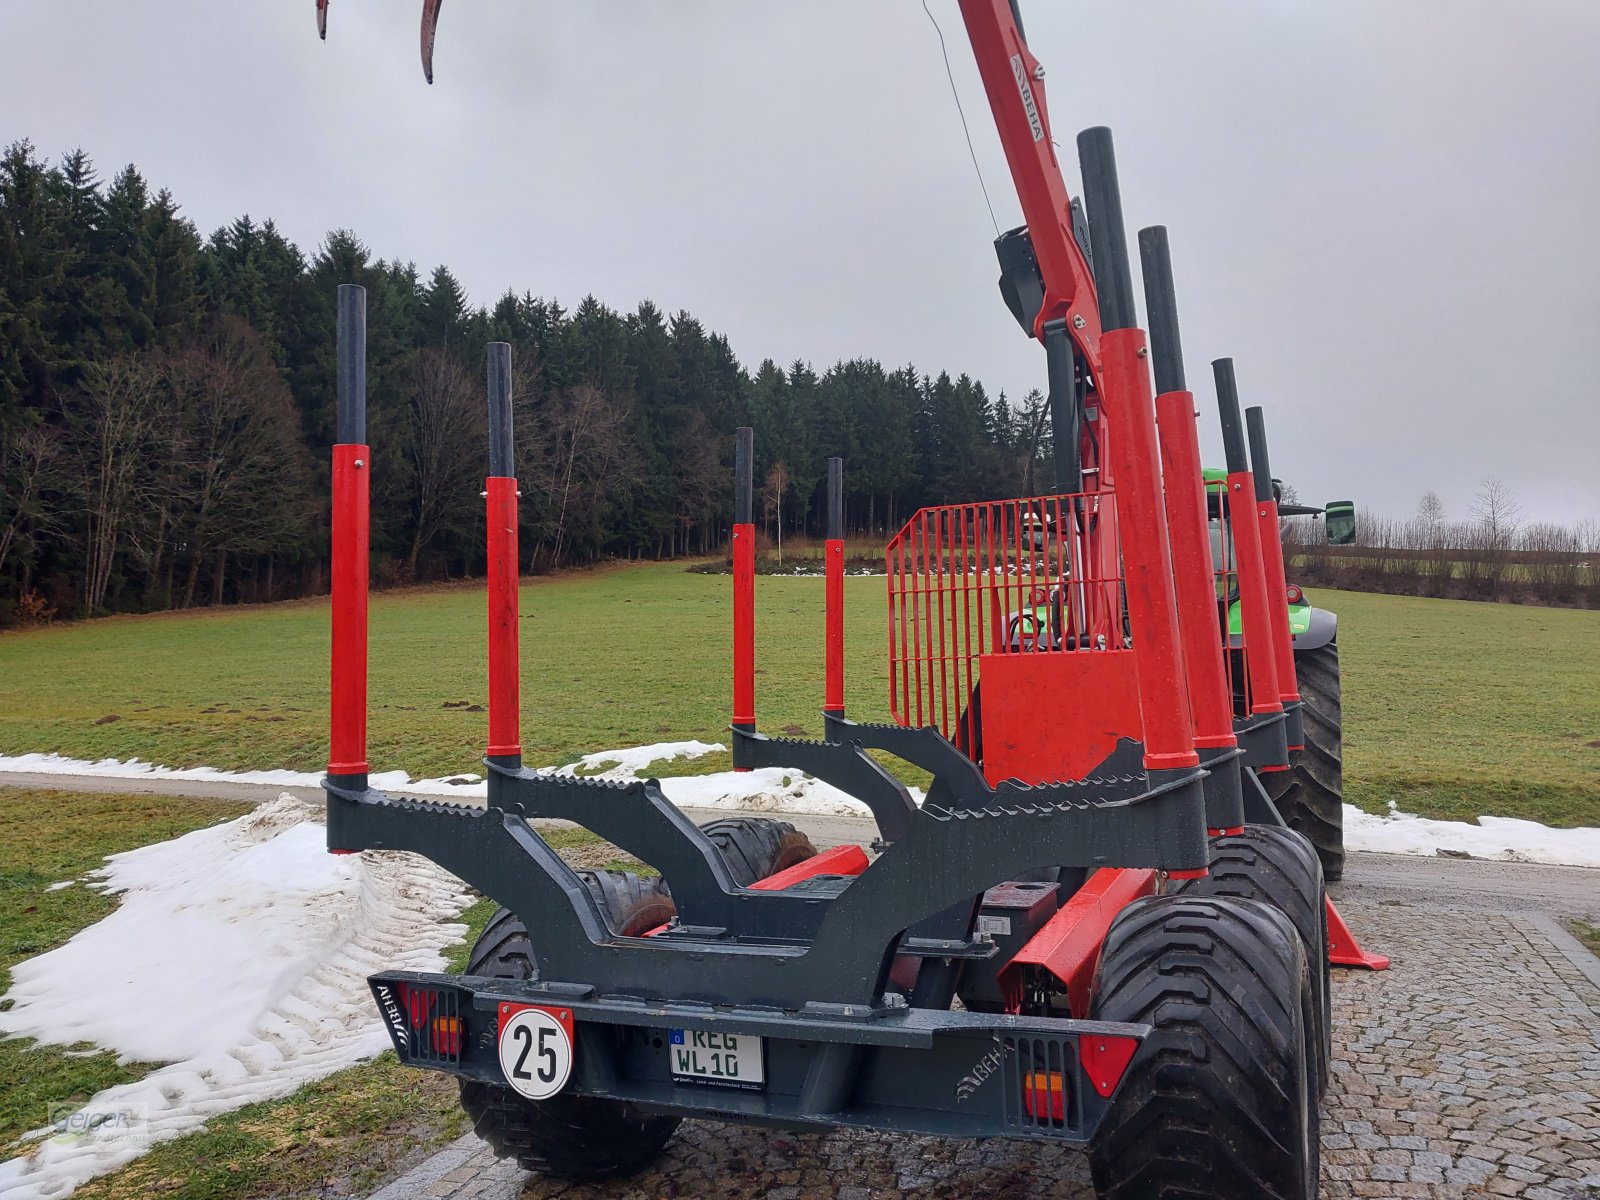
[1088,895,1319,1200]
[457,874,681,1181]
[1174,824,1332,1095]
[695,816,817,886]
[1263,641,1345,881]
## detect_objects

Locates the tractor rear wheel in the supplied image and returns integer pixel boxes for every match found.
[1263,641,1345,880]
[695,816,817,886]
[1173,825,1331,1094]
[457,873,681,1180]
[1088,895,1319,1200]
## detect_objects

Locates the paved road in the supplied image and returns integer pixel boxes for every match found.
[10,772,1600,1197]
[363,884,1600,1200]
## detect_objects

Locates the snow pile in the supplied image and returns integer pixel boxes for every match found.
[551,740,725,779]
[1344,802,1600,867]
[0,794,473,1199]
[548,740,906,817]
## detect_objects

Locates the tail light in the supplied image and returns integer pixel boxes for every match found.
[430,1015,464,1057]
[1285,584,1304,604]
[373,980,463,1065]
[1022,1070,1067,1122]
[1029,586,1049,605]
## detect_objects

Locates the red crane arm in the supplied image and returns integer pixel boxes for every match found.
[955,0,1102,368]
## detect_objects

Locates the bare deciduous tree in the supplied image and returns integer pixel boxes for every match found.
[762,461,790,565]
[1417,490,1445,528]
[1471,477,1521,546]
[404,347,482,575]
[72,356,164,612]
[522,382,639,568]
[0,425,63,582]
[165,318,316,606]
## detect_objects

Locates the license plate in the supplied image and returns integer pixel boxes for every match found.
[668,1028,764,1087]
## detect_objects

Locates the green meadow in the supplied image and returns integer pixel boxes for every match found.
[1,565,1596,826]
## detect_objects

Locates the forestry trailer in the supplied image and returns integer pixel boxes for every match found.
[316,3,1385,1196]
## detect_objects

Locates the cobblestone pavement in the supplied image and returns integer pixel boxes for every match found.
[369,893,1600,1200]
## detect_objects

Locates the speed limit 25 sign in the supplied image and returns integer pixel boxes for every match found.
[496,1003,575,1100]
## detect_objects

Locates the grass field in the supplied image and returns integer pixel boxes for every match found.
[1,564,1597,826]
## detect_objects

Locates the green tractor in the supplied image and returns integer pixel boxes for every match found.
[1205,467,1357,879]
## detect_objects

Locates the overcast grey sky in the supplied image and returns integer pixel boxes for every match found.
[5,1,1598,525]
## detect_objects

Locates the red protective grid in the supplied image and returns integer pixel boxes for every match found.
[886,491,1124,752]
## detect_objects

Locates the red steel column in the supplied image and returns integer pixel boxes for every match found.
[1257,496,1302,709]
[1155,392,1236,753]
[1100,329,1198,772]
[1244,404,1303,750]
[1226,472,1285,717]
[732,428,756,766]
[328,284,370,784]
[329,443,370,778]
[824,456,845,719]
[733,524,756,732]
[485,477,521,759]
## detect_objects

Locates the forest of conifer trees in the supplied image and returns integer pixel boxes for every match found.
[0,141,1052,623]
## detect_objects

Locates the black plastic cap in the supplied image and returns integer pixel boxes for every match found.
[1245,406,1274,502]
[1213,358,1248,475]
[487,342,514,478]
[1138,226,1185,395]
[1076,127,1136,332]
[827,458,844,540]
[735,427,753,524]
[336,284,366,445]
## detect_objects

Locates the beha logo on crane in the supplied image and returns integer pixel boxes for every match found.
[1010,54,1045,142]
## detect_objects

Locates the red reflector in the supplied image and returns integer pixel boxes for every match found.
[1285,584,1304,604]
[1029,586,1048,605]
[1080,1035,1140,1098]
[1022,1070,1066,1121]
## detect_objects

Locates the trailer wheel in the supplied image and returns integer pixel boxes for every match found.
[457,877,681,1181]
[695,816,816,886]
[1173,825,1332,1095]
[1088,895,1319,1200]
[1263,641,1344,880]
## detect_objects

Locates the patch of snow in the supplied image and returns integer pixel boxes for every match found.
[657,767,925,817]
[0,794,473,1199]
[550,740,725,780]
[1343,803,1600,868]
[43,882,74,893]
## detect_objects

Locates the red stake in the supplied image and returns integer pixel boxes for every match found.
[1155,391,1237,755]
[824,537,845,717]
[732,524,756,738]
[485,476,521,761]
[328,442,370,779]
[1099,329,1198,773]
